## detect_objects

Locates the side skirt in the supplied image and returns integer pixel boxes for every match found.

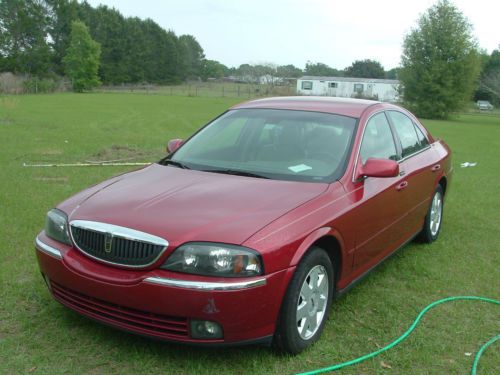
[334,230,421,299]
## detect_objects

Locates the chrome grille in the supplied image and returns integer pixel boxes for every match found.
[70,220,168,267]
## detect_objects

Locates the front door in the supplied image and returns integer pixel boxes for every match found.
[347,112,408,270]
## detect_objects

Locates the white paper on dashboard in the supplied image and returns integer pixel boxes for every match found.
[288,164,313,173]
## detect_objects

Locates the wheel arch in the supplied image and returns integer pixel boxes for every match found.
[438,176,447,196]
[290,227,345,287]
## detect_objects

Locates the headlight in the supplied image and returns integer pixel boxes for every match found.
[45,209,71,245]
[161,242,263,277]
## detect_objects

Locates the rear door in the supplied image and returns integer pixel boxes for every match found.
[386,110,439,237]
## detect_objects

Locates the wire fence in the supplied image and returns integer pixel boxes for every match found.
[98,81,298,98]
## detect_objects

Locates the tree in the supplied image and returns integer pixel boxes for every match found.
[481,70,500,99]
[399,0,480,119]
[234,63,280,84]
[385,67,400,79]
[345,59,385,78]
[478,49,500,104]
[82,5,128,84]
[53,2,196,85]
[276,64,303,78]
[253,63,277,84]
[0,0,52,76]
[63,20,101,92]
[178,34,204,80]
[201,59,226,80]
[46,0,79,75]
[304,62,342,77]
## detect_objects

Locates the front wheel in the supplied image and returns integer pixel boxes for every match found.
[419,185,444,243]
[274,247,334,354]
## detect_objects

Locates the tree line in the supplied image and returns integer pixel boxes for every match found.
[0,0,400,86]
[0,0,498,119]
[0,0,207,84]
[0,0,430,87]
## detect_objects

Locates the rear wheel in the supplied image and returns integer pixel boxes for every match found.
[419,185,444,243]
[274,247,334,354]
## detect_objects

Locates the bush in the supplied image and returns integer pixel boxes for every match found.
[0,73,69,94]
[23,77,56,93]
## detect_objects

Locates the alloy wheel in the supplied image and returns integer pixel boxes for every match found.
[429,192,442,236]
[296,265,329,340]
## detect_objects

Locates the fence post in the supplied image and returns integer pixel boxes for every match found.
[222,85,224,97]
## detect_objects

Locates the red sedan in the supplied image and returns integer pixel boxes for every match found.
[36,97,452,354]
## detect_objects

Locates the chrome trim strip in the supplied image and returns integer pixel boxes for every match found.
[70,220,168,246]
[143,276,267,291]
[35,237,63,259]
[397,144,431,163]
[69,220,169,269]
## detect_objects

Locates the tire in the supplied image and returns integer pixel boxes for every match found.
[419,185,444,243]
[274,246,334,354]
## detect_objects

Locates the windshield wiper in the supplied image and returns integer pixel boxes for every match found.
[163,159,191,169]
[204,169,270,179]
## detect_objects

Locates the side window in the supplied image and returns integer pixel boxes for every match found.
[301,81,313,90]
[414,124,429,147]
[360,112,398,164]
[353,83,364,93]
[387,111,421,158]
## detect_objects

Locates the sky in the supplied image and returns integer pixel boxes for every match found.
[86,0,499,70]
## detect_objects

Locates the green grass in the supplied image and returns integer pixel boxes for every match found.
[0,93,499,374]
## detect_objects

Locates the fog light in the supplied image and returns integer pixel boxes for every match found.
[190,320,223,339]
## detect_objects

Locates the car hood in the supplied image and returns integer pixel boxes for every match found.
[60,164,328,246]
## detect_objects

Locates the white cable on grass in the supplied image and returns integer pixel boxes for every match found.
[23,162,151,167]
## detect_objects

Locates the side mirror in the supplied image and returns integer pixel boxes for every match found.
[355,158,399,180]
[167,138,184,153]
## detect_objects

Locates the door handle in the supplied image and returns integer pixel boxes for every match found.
[431,164,441,172]
[396,181,408,191]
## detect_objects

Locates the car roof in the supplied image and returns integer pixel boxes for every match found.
[231,96,382,118]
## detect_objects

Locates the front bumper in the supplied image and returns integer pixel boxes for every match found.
[35,232,291,345]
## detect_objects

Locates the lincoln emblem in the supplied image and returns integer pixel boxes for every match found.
[104,233,113,253]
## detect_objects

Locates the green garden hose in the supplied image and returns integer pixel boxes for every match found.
[471,334,500,375]
[297,296,499,375]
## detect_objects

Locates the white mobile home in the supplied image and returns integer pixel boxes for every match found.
[297,76,400,102]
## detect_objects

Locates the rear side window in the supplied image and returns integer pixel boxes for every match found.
[414,124,429,147]
[387,111,422,158]
[360,112,398,164]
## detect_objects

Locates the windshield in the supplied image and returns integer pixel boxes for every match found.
[163,109,357,183]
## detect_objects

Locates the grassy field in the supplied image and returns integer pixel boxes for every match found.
[0,93,498,374]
